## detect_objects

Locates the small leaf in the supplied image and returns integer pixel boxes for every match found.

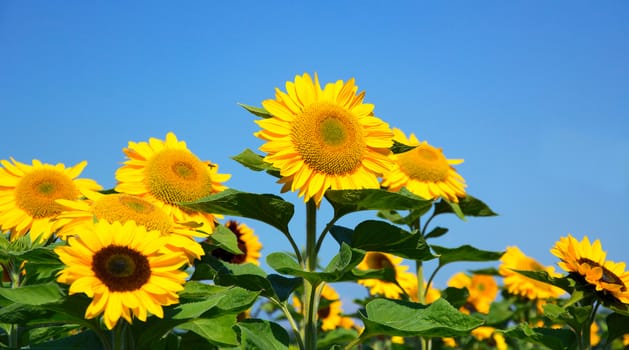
[238,102,273,118]
[0,282,63,305]
[177,315,239,346]
[317,328,359,348]
[391,140,417,154]
[432,245,504,267]
[433,195,498,219]
[425,226,448,239]
[182,189,294,235]
[503,323,577,350]
[236,319,290,350]
[326,188,432,218]
[207,225,243,255]
[485,299,515,326]
[360,298,483,338]
[511,269,574,293]
[439,287,469,309]
[231,148,280,177]
[267,274,302,302]
[199,256,277,299]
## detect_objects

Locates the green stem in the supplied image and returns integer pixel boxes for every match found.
[282,230,304,265]
[581,300,600,350]
[314,215,340,256]
[112,321,127,350]
[276,300,305,350]
[344,336,363,350]
[8,259,21,349]
[303,199,319,350]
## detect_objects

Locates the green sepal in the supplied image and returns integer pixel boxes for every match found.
[238,102,274,118]
[182,188,294,235]
[359,298,483,339]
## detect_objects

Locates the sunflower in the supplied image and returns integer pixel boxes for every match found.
[0,158,102,242]
[255,73,394,205]
[551,234,629,304]
[381,128,466,203]
[471,326,507,350]
[54,191,205,262]
[447,272,498,314]
[404,280,441,304]
[499,246,565,300]
[115,132,230,234]
[293,284,354,331]
[357,251,416,299]
[209,220,262,265]
[54,220,188,330]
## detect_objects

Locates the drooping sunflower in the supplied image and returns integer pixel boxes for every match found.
[499,246,565,301]
[551,234,629,304]
[54,191,205,262]
[0,158,102,242]
[357,251,416,299]
[54,220,188,330]
[209,220,262,265]
[381,128,466,203]
[255,73,394,205]
[447,272,498,314]
[115,132,230,234]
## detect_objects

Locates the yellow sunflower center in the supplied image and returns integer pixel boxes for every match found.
[397,144,450,182]
[14,169,77,218]
[365,253,396,277]
[92,194,173,234]
[578,258,625,289]
[92,245,151,292]
[292,102,366,175]
[145,149,213,204]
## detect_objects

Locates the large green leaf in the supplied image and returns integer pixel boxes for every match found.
[195,256,277,298]
[331,221,436,261]
[360,298,483,339]
[325,188,432,218]
[182,189,294,235]
[433,195,498,220]
[511,269,575,293]
[0,282,63,305]
[177,315,239,346]
[432,245,504,267]
[174,283,258,319]
[606,312,629,344]
[503,323,577,350]
[231,148,280,177]
[236,319,290,350]
[316,328,359,349]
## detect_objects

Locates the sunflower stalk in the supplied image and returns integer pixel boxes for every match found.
[303,199,319,350]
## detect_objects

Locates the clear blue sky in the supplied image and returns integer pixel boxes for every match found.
[1,1,628,305]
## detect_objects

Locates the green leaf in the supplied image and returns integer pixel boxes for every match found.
[231,148,280,177]
[361,298,483,339]
[267,274,302,302]
[337,221,436,261]
[326,188,432,218]
[0,282,63,305]
[433,195,498,219]
[236,319,290,350]
[511,269,574,293]
[182,189,294,235]
[606,312,629,344]
[29,329,104,350]
[391,140,417,154]
[198,256,277,299]
[174,283,258,319]
[439,287,469,309]
[485,299,515,326]
[316,328,359,349]
[424,226,448,239]
[542,304,591,334]
[432,245,504,268]
[0,303,50,324]
[208,224,243,255]
[238,102,274,118]
[177,315,239,346]
[503,323,577,350]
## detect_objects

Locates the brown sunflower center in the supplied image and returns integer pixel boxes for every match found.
[397,144,450,182]
[210,221,247,264]
[92,245,151,292]
[145,149,214,204]
[318,305,331,319]
[578,258,625,288]
[291,102,365,175]
[365,253,396,277]
[92,194,173,234]
[14,169,77,218]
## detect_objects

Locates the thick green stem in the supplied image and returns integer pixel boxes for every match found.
[302,199,319,350]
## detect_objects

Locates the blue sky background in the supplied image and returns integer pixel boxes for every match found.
[1,1,628,309]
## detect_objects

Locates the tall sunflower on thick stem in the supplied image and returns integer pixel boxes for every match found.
[255,72,394,349]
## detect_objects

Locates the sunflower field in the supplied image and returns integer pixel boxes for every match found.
[1,72,629,350]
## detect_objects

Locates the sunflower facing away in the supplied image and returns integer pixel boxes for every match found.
[551,234,629,304]
[55,191,205,262]
[499,246,565,301]
[447,272,498,314]
[0,158,102,242]
[357,251,416,299]
[55,220,188,330]
[115,132,230,234]
[255,72,394,205]
[209,220,262,265]
[381,128,466,203]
